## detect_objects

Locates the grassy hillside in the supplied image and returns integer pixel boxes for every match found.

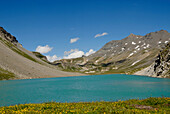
[0,97,169,113]
[0,67,15,80]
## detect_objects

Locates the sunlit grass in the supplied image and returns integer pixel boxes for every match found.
[0,97,169,113]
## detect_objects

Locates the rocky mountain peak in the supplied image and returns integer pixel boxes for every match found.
[87,30,170,61]
[54,30,169,78]
[0,26,18,44]
[128,33,136,38]
[158,30,168,33]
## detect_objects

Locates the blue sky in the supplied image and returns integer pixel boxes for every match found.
[0,0,170,61]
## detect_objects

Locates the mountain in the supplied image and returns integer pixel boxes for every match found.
[54,30,170,78]
[135,42,170,77]
[0,27,83,80]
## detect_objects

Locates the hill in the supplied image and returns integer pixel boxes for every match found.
[0,27,83,80]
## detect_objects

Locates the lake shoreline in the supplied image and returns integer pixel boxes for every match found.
[1,72,169,81]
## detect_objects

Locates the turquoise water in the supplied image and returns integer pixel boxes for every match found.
[0,74,170,106]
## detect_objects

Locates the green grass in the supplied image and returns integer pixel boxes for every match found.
[32,52,45,59]
[0,67,15,80]
[0,97,169,113]
[32,51,50,63]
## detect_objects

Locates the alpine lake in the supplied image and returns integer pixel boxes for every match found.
[0,74,170,106]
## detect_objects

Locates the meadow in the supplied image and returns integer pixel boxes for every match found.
[0,97,169,113]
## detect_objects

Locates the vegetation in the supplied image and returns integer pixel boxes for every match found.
[0,67,15,80]
[32,51,50,63]
[32,52,45,59]
[0,97,169,113]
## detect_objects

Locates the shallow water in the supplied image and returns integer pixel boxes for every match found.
[0,74,170,106]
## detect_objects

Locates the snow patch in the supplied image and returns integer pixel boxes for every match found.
[158,41,161,44]
[127,53,134,58]
[131,60,141,66]
[141,43,146,47]
[132,42,136,45]
[139,41,141,43]
[122,48,125,51]
[146,44,150,48]
[135,45,139,49]
[125,43,128,45]
[165,41,169,43]
[95,60,99,63]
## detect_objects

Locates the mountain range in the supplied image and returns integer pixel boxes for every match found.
[54,30,170,78]
[0,27,169,80]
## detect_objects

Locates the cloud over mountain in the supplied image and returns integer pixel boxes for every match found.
[85,49,96,56]
[64,49,95,59]
[46,55,61,62]
[36,45,53,54]
[64,49,79,55]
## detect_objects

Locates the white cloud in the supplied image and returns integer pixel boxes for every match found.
[64,49,79,55]
[36,45,53,54]
[64,49,96,59]
[64,50,84,59]
[46,55,61,62]
[85,49,96,56]
[95,32,108,38]
[70,37,80,43]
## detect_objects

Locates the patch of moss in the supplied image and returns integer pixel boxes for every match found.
[0,67,15,80]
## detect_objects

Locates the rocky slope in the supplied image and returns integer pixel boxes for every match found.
[54,30,170,78]
[0,27,83,80]
[135,42,170,78]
